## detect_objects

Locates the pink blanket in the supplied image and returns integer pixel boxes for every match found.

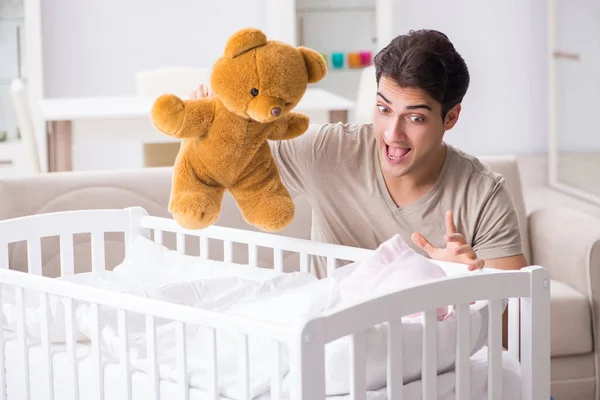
[340,234,451,320]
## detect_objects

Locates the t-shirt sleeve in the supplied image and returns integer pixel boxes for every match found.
[268,123,328,195]
[472,177,524,260]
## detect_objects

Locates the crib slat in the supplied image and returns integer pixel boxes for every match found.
[118,309,132,400]
[27,238,42,276]
[208,328,218,399]
[509,298,520,360]
[145,315,159,400]
[248,244,258,267]
[224,241,233,263]
[455,303,470,400]
[16,287,30,400]
[299,252,309,273]
[154,229,163,245]
[65,298,79,400]
[386,319,403,400]
[92,304,104,400]
[40,293,54,400]
[422,309,437,400]
[270,341,283,400]
[200,236,209,259]
[60,234,75,276]
[176,322,189,400]
[273,248,283,272]
[488,299,503,400]
[176,233,186,254]
[239,334,250,400]
[326,256,336,277]
[91,231,106,272]
[350,332,367,400]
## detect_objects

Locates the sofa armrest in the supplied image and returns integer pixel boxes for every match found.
[528,206,600,296]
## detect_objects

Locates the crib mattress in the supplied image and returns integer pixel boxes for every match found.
[4,339,521,400]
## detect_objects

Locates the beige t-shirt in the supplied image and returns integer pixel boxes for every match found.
[269,122,523,277]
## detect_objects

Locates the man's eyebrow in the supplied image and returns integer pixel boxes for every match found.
[377,92,391,104]
[377,92,432,111]
[406,104,432,111]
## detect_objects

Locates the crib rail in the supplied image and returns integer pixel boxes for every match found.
[141,214,372,274]
[0,208,145,277]
[0,268,293,400]
[0,268,291,340]
[292,265,551,400]
[0,208,551,400]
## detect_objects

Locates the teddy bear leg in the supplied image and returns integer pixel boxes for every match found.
[230,162,294,232]
[169,160,225,230]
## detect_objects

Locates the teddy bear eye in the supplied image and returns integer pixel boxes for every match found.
[251,88,259,96]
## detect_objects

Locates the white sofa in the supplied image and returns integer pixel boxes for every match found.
[1,158,599,400]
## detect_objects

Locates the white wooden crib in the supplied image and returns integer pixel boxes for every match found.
[0,206,550,399]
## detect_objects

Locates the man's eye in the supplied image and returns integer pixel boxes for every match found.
[377,105,390,114]
[409,115,425,123]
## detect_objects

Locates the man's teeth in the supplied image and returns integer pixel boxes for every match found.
[387,146,410,160]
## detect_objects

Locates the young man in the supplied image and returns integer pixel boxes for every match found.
[190,29,528,277]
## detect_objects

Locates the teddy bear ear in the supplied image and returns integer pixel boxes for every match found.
[298,47,328,83]
[224,28,268,58]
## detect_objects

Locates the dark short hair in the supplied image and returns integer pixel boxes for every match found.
[374,29,470,119]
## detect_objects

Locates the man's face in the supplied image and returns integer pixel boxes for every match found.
[373,75,460,179]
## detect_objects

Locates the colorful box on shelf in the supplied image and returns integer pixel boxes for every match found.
[332,52,344,69]
[324,51,372,69]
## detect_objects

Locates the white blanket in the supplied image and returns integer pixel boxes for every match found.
[1,235,508,399]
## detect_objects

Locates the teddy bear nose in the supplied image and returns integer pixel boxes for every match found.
[271,107,281,117]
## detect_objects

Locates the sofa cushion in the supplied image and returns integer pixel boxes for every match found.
[551,279,593,357]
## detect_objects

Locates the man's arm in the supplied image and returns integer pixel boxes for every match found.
[485,253,528,270]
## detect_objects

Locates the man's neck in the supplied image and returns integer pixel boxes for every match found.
[383,143,448,208]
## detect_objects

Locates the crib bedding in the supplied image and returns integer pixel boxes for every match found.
[4,339,521,400]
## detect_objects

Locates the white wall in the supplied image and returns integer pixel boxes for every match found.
[40,0,270,98]
[383,0,550,156]
[37,0,554,157]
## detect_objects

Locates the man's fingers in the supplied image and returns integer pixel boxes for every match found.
[467,259,485,271]
[189,84,211,100]
[445,233,466,244]
[445,210,457,234]
[453,244,474,257]
[411,232,438,256]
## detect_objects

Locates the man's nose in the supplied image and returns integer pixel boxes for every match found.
[385,120,408,141]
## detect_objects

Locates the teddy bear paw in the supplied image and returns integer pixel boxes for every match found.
[169,192,221,230]
[151,94,185,137]
[243,195,295,232]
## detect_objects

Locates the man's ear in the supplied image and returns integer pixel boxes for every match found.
[298,47,327,83]
[443,104,461,130]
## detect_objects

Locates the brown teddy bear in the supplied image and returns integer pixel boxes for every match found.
[150,28,327,232]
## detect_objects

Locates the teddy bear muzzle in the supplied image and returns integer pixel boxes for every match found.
[246,95,288,123]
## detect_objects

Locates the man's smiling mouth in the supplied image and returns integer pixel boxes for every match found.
[385,144,411,163]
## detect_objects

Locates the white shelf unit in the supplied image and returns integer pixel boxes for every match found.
[296,0,377,105]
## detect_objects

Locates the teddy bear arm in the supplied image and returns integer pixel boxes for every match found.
[268,112,310,141]
[151,95,215,139]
